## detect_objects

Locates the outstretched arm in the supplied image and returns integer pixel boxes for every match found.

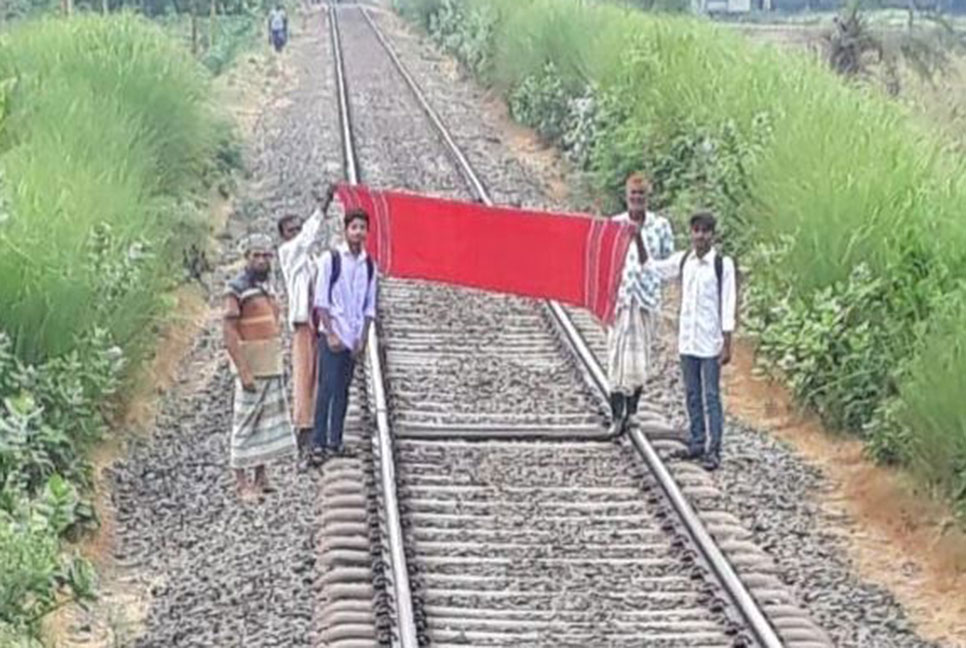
[644,250,687,280]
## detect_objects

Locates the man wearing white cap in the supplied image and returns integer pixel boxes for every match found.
[222,233,296,499]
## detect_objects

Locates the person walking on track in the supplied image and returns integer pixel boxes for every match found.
[606,173,675,436]
[223,234,297,499]
[268,2,288,53]
[311,207,377,464]
[277,185,334,471]
[642,211,737,471]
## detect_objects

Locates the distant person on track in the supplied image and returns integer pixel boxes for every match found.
[277,185,335,471]
[268,3,288,53]
[310,207,377,465]
[607,173,675,436]
[223,233,297,499]
[641,212,737,471]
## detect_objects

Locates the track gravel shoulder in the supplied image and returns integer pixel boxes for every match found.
[80,22,348,648]
[368,8,941,648]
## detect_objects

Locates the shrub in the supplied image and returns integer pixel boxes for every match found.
[0,14,230,641]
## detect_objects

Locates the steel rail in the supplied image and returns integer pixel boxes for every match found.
[328,5,419,648]
[358,7,784,647]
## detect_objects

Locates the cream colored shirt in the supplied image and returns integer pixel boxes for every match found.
[277,208,322,327]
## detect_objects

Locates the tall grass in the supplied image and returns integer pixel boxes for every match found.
[0,14,226,640]
[402,0,966,513]
[0,14,217,363]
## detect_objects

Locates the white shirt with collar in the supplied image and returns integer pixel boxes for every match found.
[313,243,377,350]
[278,208,322,328]
[647,247,736,358]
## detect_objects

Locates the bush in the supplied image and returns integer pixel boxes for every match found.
[893,284,966,501]
[397,0,966,515]
[0,475,96,638]
[0,14,230,640]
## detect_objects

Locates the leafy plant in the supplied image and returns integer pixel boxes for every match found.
[0,14,231,644]
[0,477,96,639]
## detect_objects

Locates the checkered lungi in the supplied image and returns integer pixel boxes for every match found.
[607,304,655,394]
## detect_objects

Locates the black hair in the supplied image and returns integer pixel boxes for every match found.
[689,211,716,232]
[344,207,370,229]
[277,214,300,236]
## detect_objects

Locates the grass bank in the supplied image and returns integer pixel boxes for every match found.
[0,14,235,642]
[395,0,966,515]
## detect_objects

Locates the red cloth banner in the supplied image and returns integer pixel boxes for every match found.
[336,183,634,325]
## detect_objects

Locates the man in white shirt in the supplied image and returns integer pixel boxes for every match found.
[311,208,377,463]
[644,212,736,471]
[268,3,288,53]
[607,173,675,436]
[277,185,334,466]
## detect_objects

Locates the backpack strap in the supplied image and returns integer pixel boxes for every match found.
[328,249,341,305]
[714,252,723,322]
[328,250,375,305]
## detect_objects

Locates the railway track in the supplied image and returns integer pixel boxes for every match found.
[317,4,833,647]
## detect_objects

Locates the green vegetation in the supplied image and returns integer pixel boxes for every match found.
[155,10,260,75]
[0,14,234,640]
[396,0,966,513]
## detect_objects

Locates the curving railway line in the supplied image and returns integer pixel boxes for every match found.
[315,4,832,647]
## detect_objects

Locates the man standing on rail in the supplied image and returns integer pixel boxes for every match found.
[223,234,297,499]
[277,185,335,471]
[310,207,377,464]
[268,2,288,54]
[641,212,737,471]
[607,173,675,436]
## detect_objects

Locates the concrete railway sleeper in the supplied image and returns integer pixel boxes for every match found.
[321,3,833,646]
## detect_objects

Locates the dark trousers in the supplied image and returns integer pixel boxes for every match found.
[312,343,355,451]
[271,29,286,52]
[680,355,723,457]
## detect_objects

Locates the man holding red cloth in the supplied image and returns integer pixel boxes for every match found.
[607,173,676,435]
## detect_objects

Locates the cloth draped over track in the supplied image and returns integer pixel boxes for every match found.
[335,183,635,325]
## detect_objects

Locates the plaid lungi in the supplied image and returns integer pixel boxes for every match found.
[230,376,296,469]
[607,304,655,394]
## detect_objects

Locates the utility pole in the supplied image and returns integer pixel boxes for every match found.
[190,0,198,54]
[209,0,216,50]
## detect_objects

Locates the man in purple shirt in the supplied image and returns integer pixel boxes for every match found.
[311,208,377,463]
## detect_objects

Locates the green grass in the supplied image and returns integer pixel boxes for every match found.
[0,13,218,364]
[155,11,260,76]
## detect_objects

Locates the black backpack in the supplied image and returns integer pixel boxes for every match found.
[678,249,738,325]
[328,249,375,303]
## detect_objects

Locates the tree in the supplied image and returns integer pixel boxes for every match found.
[824,0,965,95]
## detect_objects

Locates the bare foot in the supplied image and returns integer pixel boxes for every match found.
[252,467,276,494]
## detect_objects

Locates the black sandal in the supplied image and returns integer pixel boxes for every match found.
[310,446,327,466]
